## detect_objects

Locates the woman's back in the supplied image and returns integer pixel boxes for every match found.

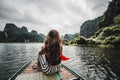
[38,29,62,75]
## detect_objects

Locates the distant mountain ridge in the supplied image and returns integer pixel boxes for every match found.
[64,34,74,41]
[63,33,79,41]
[0,23,45,42]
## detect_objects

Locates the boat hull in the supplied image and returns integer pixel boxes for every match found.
[10,61,77,80]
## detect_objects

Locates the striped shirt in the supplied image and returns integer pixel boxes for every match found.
[38,54,60,75]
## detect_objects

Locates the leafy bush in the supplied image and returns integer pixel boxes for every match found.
[94,29,103,38]
[102,27,113,37]
[103,36,116,44]
[70,40,76,44]
[87,39,95,44]
[75,37,87,44]
[96,25,120,40]
[112,37,120,46]
[114,14,120,24]
[104,36,120,46]
[63,39,69,45]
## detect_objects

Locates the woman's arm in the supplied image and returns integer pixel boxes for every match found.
[37,45,45,64]
[39,45,45,55]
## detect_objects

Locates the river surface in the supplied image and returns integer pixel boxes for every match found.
[0,43,120,80]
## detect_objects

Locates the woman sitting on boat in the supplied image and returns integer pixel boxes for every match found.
[38,29,62,75]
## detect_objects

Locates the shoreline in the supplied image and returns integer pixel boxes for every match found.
[0,42,119,48]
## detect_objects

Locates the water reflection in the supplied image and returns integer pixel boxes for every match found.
[79,47,120,80]
[0,43,42,80]
[98,48,120,79]
[0,43,120,80]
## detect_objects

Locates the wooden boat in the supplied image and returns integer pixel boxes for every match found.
[9,61,86,80]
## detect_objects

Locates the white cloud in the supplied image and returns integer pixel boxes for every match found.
[0,0,110,35]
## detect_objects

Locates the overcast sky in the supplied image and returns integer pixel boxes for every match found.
[0,0,111,35]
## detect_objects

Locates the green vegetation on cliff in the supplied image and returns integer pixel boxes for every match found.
[95,14,120,47]
[63,36,87,45]
[77,0,120,48]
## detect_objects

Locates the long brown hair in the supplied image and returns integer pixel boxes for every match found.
[44,29,62,66]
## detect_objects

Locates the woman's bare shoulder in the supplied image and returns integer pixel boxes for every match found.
[60,44,63,47]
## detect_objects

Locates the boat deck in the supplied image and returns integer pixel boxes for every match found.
[15,61,76,80]
[16,72,58,80]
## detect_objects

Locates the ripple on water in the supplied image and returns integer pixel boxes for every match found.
[0,43,120,80]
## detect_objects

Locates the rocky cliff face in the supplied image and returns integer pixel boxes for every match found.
[4,23,28,39]
[0,31,5,42]
[31,30,38,35]
[4,23,18,33]
[80,16,103,38]
[39,33,45,42]
[21,26,28,33]
[99,0,120,28]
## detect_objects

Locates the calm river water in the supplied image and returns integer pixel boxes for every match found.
[0,43,120,80]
